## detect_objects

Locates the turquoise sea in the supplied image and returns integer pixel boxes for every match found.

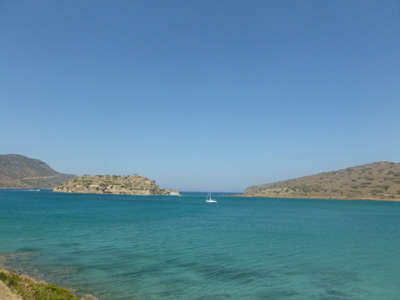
[1,190,400,299]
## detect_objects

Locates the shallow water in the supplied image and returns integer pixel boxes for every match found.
[1,190,400,299]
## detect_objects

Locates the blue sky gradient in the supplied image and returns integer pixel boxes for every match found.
[1,1,399,192]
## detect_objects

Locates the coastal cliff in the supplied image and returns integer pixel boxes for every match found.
[244,162,400,201]
[54,175,180,196]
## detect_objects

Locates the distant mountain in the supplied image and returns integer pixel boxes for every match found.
[54,175,180,195]
[0,154,76,189]
[244,162,400,201]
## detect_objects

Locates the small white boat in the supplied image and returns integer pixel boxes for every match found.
[206,191,217,203]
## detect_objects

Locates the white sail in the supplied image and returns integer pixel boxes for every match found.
[206,191,217,203]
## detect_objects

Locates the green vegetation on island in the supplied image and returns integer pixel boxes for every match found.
[54,174,180,195]
[244,161,400,201]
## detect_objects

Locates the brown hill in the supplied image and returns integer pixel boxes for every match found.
[244,162,400,201]
[0,154,76,189]
[54,174,180,195]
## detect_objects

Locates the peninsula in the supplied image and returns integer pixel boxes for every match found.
[244,161,400,201]
[54,174,180,195]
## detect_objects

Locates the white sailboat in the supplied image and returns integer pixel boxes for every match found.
[205,191,217,203]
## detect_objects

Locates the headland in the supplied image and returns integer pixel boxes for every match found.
[244,161,400,201]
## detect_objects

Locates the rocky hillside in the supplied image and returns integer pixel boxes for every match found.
[0,154,76,189]
[244,162,400,201]
[54,175,180,195]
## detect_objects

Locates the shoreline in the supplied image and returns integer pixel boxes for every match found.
[0,266,97,300]
[234,194,400,201]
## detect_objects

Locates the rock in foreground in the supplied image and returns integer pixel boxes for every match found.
[54,175,180,195]
[0,267,97,300]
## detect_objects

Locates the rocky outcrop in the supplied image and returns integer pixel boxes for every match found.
[244,162,400,201]
[0,154,76,189]
[54,175,180,196]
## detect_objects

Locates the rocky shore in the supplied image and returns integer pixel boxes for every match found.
[0,267,97,300]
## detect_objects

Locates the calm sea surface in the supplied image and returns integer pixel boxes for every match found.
[1,190,400,299]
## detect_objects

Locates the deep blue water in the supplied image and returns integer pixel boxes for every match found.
[1,190,400,299]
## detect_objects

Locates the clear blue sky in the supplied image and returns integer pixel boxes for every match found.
[1,1,399,192]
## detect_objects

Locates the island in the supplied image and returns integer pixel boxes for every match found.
[54,174,180,196]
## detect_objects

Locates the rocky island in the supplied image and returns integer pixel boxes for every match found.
[244,161,400,201]
[54,174,180,196]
